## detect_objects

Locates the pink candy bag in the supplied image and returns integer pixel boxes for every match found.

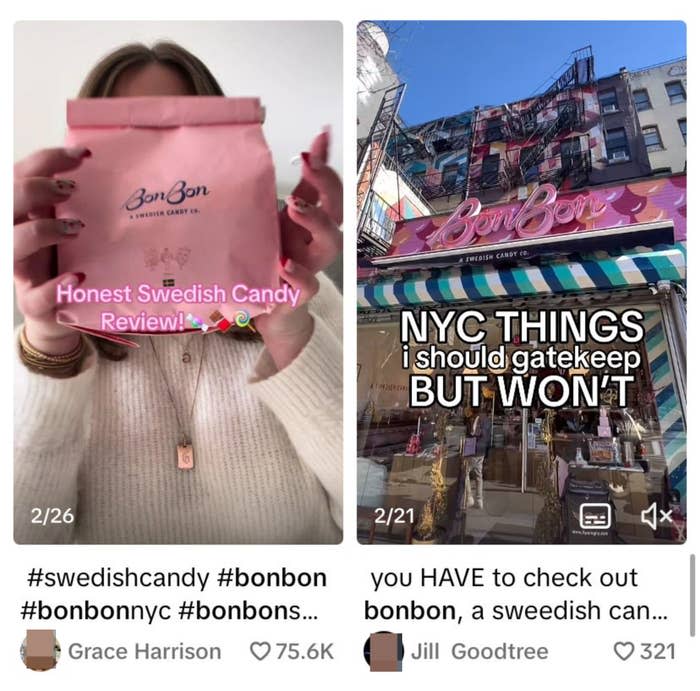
[57,96,281,344]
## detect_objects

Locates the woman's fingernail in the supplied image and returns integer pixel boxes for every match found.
[286,195,310,213]
[54,179,76,194]
[282,258,294,273]
[61,272,85,287]
[301,151,322,171]
[280,255,288,268]
[65,147,92,159]
[59,219,85,235]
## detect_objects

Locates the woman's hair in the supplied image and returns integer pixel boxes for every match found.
[78,41,224,97]
[77,42,259,360]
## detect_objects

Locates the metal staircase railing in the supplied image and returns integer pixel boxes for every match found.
[518,100,581,176]
[357,189,398,257]
[506,46,593,138]
[357,83,405,173]
[356,84,406,249]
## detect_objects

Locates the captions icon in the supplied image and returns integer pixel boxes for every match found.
[579,503,611,530]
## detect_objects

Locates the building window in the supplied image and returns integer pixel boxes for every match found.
[432,136,452,154]
[485,117,503,142]
[633,89,652,111]
[441,163,461,189]
[665,81,686,105]
[520,146,540,183]
[642,126,663,152]
[678,118,687,144]
[481,154,500,187]
[599,88,619,113]
[557,99,577,127]
[560,137,583,171]
[605,127,630,162]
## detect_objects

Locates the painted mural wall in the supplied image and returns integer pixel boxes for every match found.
[470,84,606,201]
[393,83,608,213]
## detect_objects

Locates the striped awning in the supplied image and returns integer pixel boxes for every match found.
[358,244,686,309]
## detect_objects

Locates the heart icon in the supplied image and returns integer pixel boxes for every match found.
[613,642,635,661]
[250,641,271,661]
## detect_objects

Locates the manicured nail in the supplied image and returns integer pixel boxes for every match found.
[286,195,310,212]
[61,272,85,288]
[54,179,76,194]
[65,147,92,159]
[59,219,84,235]
[301,151,322,171]
[282,258,294,273]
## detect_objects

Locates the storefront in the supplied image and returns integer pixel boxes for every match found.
[357,175,686,545]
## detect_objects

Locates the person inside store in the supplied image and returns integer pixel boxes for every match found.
[461,400,492,510]
[14,41,343,545]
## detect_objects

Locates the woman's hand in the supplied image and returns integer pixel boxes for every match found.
[14,147,91,354]
[254,130,342,370]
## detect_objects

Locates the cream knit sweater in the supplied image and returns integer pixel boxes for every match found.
[14,274,342,544]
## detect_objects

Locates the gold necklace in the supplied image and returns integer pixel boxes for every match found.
[149,335,208,470]
[181,333,198,363]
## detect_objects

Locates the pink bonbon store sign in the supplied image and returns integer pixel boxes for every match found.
[383,175,686,260]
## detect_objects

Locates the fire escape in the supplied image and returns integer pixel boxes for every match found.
[357,84,407,257]
[469,46,595,194]
[390,112,473,201]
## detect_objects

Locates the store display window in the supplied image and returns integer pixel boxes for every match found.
[357,300,686,545]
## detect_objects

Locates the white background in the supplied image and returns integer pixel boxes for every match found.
[3,3,698,690]
[13,21,342,194]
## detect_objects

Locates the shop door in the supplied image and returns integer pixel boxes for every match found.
[459,393,543,545]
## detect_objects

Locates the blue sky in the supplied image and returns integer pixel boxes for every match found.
[378,21,686,125]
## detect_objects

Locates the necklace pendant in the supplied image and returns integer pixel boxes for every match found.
[177,442,194,470]
[182,352,192,364]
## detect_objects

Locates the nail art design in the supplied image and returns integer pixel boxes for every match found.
[59,219,84,235]
[54,179,76,194]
